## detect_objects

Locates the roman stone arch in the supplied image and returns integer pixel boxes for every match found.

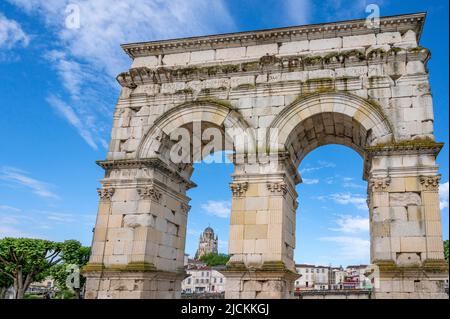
[83,13,448,299]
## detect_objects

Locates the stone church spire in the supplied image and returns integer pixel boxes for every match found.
[195,226,218,259]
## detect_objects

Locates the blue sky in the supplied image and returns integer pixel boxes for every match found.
[0,0,448,267]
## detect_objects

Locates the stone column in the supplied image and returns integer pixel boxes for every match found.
[366,143,448,299]
[223,153,300,299]
[83,158,193,299]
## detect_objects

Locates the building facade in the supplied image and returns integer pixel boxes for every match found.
[295,264,376,291]
[182,259,226,293]
[295,264,332,290]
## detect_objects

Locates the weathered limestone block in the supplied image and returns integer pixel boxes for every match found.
[376,32,403,45]
[389,192,422,207]
[278,40,309,55]
[343,34,376,48]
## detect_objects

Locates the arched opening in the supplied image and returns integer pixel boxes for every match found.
[294,145,370,291]
[269,92,395,293]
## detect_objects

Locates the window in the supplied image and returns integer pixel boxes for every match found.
[220,278,223,283]
[187,278,191,284]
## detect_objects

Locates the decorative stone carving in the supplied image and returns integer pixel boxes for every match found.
[420,175,441,191]
[230,182,249,197]
[369,177,391,192]
[267,182,288,195]
[180,203,191,214]
[97,187,115,200]
[137,185,162,202]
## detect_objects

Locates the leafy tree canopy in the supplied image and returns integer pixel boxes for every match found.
[444,240,449,263]
[0,238,89,299]
[50,240,90,298]
[199,253,230,267]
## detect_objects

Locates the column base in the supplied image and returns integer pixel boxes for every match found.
[83,263,186,299]
[373,260,449,299]
[221,262,300,299]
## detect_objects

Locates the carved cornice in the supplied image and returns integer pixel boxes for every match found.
[267,182,288,196]
[180,203,191,215]
[230,182,248,197]
[366,141,444,157]
[96,158,196,190]
[121,13,425,58]
[369,177,391,192]
[420,175,441,191]
[116,47,429,88]
[97,187,115,200]
[137,185,162,202]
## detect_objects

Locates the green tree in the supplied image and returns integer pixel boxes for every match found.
[444,240,449,263]
[50,240,90,299]
[0,238,64,299]
[0,271,13,299]
[199,253,230,266]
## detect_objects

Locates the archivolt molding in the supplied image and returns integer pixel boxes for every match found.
[137,100,254,160]
[267,92,394,162]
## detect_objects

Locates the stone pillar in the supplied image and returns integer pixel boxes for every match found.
[223,153,300,299]
[83,158,193,299]
[366,143,448,299]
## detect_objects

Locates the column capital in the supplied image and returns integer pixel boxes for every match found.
[369,177,391,192]
[97,187,115,200]
[137,185,162,202]
[229,182,249,197]
[266,181,288,196]
[419,175,441,191]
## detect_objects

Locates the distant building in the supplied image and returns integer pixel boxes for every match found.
[344,265,372,289]
[27,277,55,294]
[295,264,333,290]
[182,258,225,294]
[195,227,218,259]
[295,264,372,291]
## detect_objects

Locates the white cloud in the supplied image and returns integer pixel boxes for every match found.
[284,0,312,25]
[303,178,319,185]
[0,215,20,225]
[46,94,98,150]
[8,0,235,149]
[0,166,59,199]
[187,228,202,237]
[45,212,76,223]
[318,193,367,211]
[0,13,29,49]
[342,181,365,189]
[0,225,37,239]
[319,236,370,262]
[0,205,21,212]
[439,182,449,210]
[201,200,231,219]
[300,161,336,174]
[330,215,369,233]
